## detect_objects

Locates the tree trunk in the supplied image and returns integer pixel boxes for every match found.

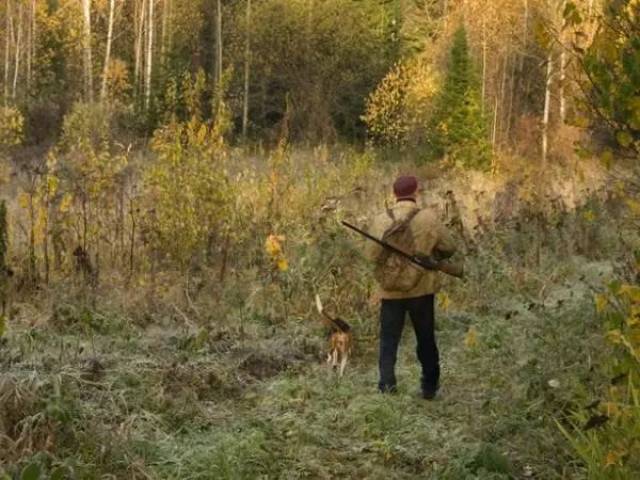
[12,2,22,100]
[26,0,31,92]
[134,0,146,93]
[242,0,251,138]
[216,0,223,87]
[559,50,566,124]
[520,0,528,73]
[481,15,487,114]
[129,196,136,274]
[492,96,498,149]
[542,53,553,169]
[559,1,567,125]
[161,0,170,67]
[43,195,50,285]
[3,0,10,105]
[498,54,508,144]
[145,0,154,110]
[506,52,517,142]
[28,184,37,285]
[100,0,116,102]
[82,0,94,102]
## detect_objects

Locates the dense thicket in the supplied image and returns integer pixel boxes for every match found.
[0,0,610,154]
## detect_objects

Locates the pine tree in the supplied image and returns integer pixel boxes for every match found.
[427,26,490,168]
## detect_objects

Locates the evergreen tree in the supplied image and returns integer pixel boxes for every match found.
[426,26,490,168]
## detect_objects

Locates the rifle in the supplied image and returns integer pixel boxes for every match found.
[341,221,464,279]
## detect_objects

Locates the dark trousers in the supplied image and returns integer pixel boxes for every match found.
[378,294,440,392]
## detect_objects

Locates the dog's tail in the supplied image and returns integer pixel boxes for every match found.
[315,294,351,333]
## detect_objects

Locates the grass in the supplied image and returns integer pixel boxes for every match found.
[0,149,636,479]
[0,253,617,479]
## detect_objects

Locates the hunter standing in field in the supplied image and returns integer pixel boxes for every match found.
[366,175,457,400]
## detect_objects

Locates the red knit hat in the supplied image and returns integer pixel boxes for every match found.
[393,175,419,199]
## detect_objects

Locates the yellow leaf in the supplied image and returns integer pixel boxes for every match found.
[277,257,289,272]
[619,285,640,303]
[594,293,608,313]
[627,198,640,216]
[606,329,623,345]
[464,326,478,349]
[265,234,284,257]
[601,150,614,169]
[18,192,30,209]
[59,194,73,214]
[604,449,625,467]
[583,210,596,223]
[438,292,451,311]
[616,130,633,148]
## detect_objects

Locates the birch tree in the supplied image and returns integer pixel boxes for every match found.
[145,0,154,110]
[100,0,116,102]
[82,0,94,102]
[3,1,10,105]
[12,2,23,100]
[242,0,251,138]
[542,53,553,167]
[134,0,146,93]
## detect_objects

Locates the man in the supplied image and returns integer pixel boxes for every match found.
[366,175,457,400]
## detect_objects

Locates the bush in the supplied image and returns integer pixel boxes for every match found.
[363,58,439,149]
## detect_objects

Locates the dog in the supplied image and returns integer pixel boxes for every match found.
[315,294,353,376]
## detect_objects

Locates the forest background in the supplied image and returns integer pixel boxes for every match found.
[1,0,640,478]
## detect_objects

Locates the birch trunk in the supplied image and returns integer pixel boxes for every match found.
[559,1,567,124]
[26,0,31,91]
[481,16,487,114]
[100,0,116,102]
[145,0,154,110]
[498,54,508,144]
[134,0,146,93]
[3,0,10,105]
[506,53,517,140]
[82,0,94,102]
[542,53,553,169]
[559,50,566,124]
[12,2,22,100]
[29,0,35,90]
[492,96,498,149]
[242,0,251,138]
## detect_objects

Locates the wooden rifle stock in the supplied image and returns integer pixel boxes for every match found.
[416,255,464,278]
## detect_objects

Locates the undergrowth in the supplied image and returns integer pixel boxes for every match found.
[0,149,638,479]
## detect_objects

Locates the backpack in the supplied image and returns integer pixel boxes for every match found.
[373,208,423,292]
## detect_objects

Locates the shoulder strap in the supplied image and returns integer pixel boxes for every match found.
[382,207,420,239]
